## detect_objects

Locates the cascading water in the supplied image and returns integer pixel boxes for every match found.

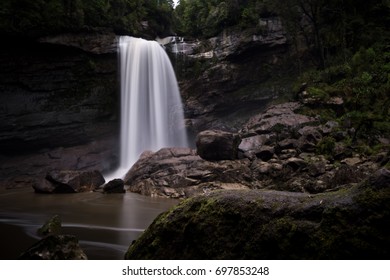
[108,36,188,179]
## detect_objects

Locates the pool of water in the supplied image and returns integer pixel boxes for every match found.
[0,188,178,260]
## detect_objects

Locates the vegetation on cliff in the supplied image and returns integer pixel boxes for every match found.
[174,0,390,154]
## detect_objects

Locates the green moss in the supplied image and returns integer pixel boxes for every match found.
[316,136,336,157]
[125,176,390,259]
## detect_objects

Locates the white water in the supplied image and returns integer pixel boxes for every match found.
[107,36,188,179]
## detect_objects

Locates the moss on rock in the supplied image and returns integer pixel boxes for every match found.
[125,169,390,260]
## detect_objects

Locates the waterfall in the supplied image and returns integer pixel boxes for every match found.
[107,36,188,180]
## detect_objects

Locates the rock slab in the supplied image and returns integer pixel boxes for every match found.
[125,169,390,260]
[33,170,105,193]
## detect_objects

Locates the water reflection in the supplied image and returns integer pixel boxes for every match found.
[0,189,178,259]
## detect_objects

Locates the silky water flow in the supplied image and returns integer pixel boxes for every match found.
[107,36,188,179]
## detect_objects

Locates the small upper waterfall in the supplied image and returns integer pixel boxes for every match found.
[108,36,188,179]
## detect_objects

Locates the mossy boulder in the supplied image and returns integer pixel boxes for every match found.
[19,235,87,260]
[37,215,62,237]
[125,168,390,259]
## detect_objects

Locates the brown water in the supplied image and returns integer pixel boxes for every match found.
[0,188,178,260]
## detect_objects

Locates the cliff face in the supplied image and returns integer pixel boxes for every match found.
[171,17,295,139]
[0,19,294,185]
[0,33,119,185]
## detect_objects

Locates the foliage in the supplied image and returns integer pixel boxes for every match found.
[0,0,176,37]
[316,136,336,156]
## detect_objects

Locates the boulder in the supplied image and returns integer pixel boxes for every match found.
[196,130,241,161]
[33,170,105,193]
[124,148,252,198]
[103,179,125,194]
[37,215,62,237]
[125,169,390,259]
[241,102,316,136]
[254,145,275,162]
[19,235,87,260]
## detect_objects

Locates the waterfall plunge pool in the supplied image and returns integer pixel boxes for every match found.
[0,188,178,260]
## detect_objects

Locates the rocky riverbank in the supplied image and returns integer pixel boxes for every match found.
[124,102,388,198]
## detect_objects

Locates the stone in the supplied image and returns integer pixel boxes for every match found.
[37,215,62,237]
[103,179,125,194]
[284,157,307,171]
[124,148,253,198]
[331,165,366,186]
[308,160,327,177]
[321,121,339,135]
[125,172,390,259]
[196,130,241,161]
[19,235,88,260]
[239,135,270,153]
[255,145,275,162]
[341,157,362,166]
[242,103,316,136]
[369,168,390,189]
[33,170,105,193]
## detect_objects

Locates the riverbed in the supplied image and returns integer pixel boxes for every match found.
[0,188,178,260]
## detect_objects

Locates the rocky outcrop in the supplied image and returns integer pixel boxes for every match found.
[39,31,118,54]
[37,215,62,237]
[174,17,293,135]
[0,136,117,189]
[0,34,119,188]
[19,235,88,260]
[196,130,240,161]
[123,102,380,197]
[19,215,87,260]
[124,148,252,198]
[0,41,118,156]
[125,168,390,260]
[33,170,105,193]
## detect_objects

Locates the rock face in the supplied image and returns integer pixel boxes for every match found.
[196,130,240,161]
[39,31,118,54]
[174,17,293,135]
[33,170,105,193]
[0,40,118,155]
[0,35,119,187]
[125,168,390,260]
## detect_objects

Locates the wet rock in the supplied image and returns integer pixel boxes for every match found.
[125,169,390,259]
[196,130,241,161]
[19,235,87,260]
[37,215,62,237]
[33,170,105,193]
[103,179,125,194]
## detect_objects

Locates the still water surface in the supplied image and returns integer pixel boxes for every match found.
[0,188,178,260]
